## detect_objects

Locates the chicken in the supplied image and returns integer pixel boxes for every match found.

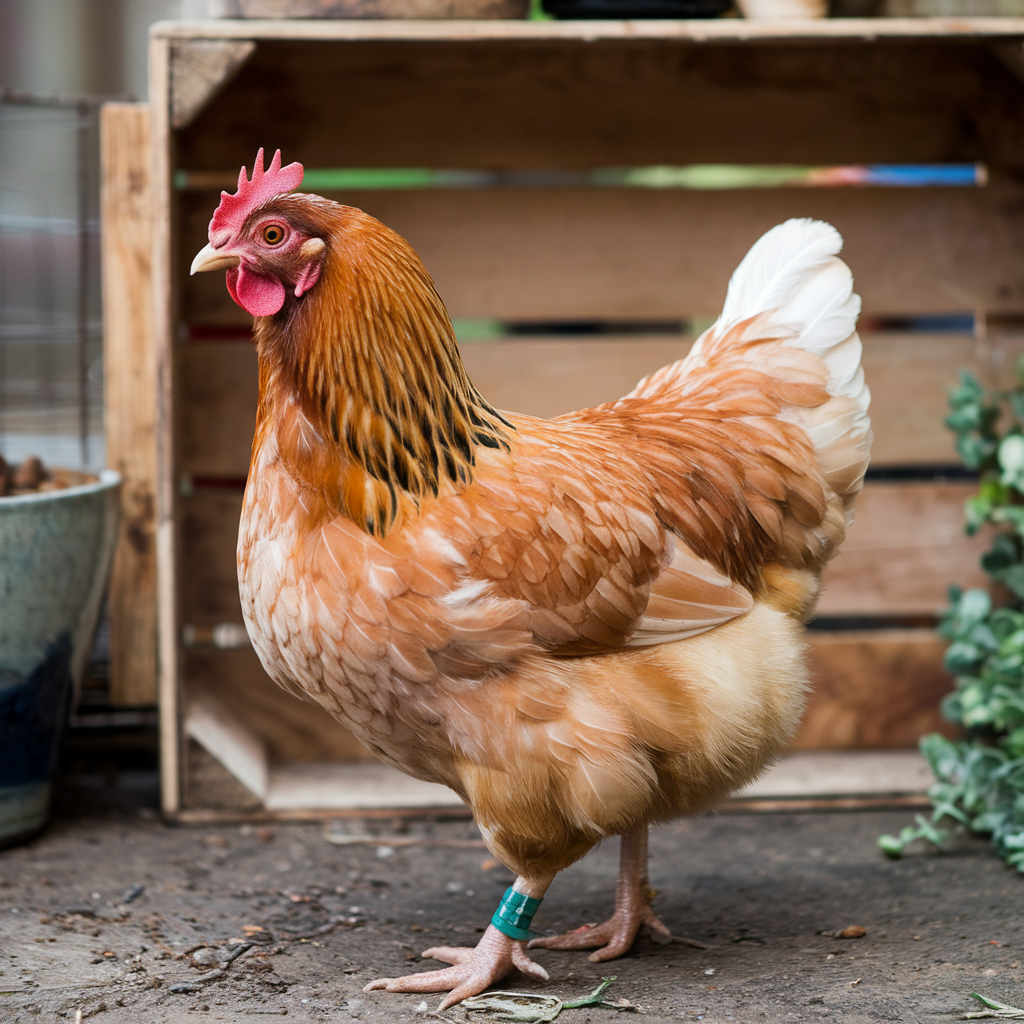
[191,149,871,1008]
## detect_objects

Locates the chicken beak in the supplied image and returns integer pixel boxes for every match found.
[190,243,241,275]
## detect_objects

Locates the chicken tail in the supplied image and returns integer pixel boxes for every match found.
[625,218,872,571]
[700,218,871,528]
[717,217,870,431]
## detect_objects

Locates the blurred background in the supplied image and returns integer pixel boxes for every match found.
[0,1,218,474]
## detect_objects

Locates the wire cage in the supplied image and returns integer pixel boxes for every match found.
[0,90,105,473]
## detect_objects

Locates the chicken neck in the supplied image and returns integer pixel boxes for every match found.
[252,203,514,538]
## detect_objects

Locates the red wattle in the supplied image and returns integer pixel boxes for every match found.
[226,264,286,317]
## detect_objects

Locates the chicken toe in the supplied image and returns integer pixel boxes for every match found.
[529,822,670,961]
[364,924,548,1010]
[528,899,670,961]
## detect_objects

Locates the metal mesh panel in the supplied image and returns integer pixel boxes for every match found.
[0,92,104,472]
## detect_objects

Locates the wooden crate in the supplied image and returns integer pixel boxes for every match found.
[108,16,1024,819]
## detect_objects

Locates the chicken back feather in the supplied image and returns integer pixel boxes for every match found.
[191,150,871,1006]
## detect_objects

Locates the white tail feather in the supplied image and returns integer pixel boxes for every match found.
[713,218,870,422]
[720,219,845,327]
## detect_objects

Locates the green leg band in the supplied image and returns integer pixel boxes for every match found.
[491,886,542,941]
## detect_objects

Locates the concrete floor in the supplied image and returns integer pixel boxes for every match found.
[1,766,1023,1024]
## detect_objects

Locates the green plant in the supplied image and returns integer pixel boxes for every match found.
[878,366,1024,870]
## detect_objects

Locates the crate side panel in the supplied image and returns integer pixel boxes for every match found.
[178,38,1024,169]
[795,630,957,750]
[186,649,374,763]
[180,184,1024,322]
[818,482,990,616]
[177,332,1022,479]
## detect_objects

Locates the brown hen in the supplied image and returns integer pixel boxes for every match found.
[190,149,871,1008]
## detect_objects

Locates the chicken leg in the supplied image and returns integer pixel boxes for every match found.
[365,874,554,1010]
[528,822,670,961]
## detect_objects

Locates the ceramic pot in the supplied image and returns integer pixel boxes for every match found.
[0,470,120,847]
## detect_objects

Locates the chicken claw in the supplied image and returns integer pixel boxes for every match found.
[528,899,670,961]
[364,923,548,1010]
[529,822,671,962]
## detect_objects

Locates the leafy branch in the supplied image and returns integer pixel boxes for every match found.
[879,368,1024,870]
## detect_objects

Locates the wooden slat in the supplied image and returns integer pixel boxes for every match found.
[181,183,1024,322]
[151,34,182,816]
[180,343,259,478]
[178,330,1024,477]
[180,482,987,627]
[218,0,531,18]
[155,17,1024,41]
[173,29,1024,168]
[794,630,957,750]
[181,491,247,623]
[186,649,372,762]
[101,103,159,707]
[819,482,988,616]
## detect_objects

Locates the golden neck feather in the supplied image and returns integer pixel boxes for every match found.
[254,203,513,536]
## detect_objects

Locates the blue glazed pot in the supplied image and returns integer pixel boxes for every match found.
[0,470,120,846]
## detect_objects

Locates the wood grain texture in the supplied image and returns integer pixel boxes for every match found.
[151,34,182,815]
[819,482,989,616]
[174,34,1024,169]
[178,482,986,626]
[153,16,1024,40]
[186,650,372,762]
[101,103,159,707]
[180,184,1024,323]
[180,342,259,478]
[177,331,1024,478]
[795,630,957,750]
[215,0,529,15]
[180,491,248,624]
[170,40,256,129]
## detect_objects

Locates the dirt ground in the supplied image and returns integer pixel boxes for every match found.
[1,767,1023,1024]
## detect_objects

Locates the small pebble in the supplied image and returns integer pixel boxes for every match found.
[121,884,145,904]
[838,926,867,939]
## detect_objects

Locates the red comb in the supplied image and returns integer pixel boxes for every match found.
[209,148,304,236]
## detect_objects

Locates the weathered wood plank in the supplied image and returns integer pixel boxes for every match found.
[153,17,1024,42]
[181,183,1024,323]
[186,649,373,763]
[151,34,182,815]
[819,483,987,616]
[795,630,957,750]
[180,491,247,624]
[180,343,259,479]
[179,330,1024,478]
[179,481,987,626]
[216,0,529,16]
[177,32,1024,175]
[100,102,159,707]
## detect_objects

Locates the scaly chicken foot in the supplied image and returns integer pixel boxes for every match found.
[365,873,556,1011]
[528,822,670,962]
[364,923,548,1010]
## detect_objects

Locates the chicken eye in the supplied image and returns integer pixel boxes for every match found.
[262,224,285,246]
